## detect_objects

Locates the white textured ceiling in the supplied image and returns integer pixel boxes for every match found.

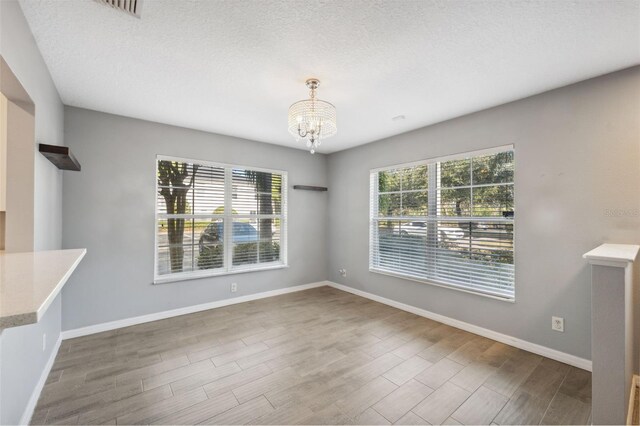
[19,0,640,153]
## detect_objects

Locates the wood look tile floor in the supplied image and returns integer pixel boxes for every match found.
[31,287,592,425]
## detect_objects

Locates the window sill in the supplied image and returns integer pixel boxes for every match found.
[154,263,289,285]
[369,267,515,302]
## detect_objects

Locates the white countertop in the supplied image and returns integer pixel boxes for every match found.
[583,243,640,265]
[0,249,86,329]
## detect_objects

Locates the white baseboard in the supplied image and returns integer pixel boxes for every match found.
[326,281,592,372]
[61,281,329,340]
[60,279,591,371]
[20,335,62,425]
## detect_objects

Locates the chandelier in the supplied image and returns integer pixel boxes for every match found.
[288,79,337,154]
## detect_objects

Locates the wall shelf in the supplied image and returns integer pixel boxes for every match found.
[39,143,81,171]
[293,185,327,192]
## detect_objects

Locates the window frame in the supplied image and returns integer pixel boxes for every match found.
[369,145,515,302]
[154,155,288,284]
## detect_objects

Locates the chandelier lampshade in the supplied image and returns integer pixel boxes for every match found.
[287,79,337,154]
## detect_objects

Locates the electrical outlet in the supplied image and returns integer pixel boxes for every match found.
[231,282,237,293]
[339,269,347,277]
[42,334,47,351]
[552,316,564,332]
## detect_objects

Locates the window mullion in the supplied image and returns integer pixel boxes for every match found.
[469,158,474,256]
[256,186,260,265]
[281,173,288,266]
[427,164,438,275]
[224,167,233,271]
[191,169,196,272]
[399,170,403,218]
[371,172,380,267]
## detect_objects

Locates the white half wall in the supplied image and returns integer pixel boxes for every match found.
[0,1,65,424]
[0,294,62,425]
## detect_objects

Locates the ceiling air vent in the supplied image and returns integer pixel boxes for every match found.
[96,0,141,17]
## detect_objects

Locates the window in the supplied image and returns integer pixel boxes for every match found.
[155,156,287,283]
[369,146,514,300]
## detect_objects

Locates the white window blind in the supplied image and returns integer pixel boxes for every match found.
[155,156,287,283]
[369,146,515,300]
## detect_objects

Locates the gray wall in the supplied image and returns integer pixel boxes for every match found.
[0,1,65,424]
[61,107,328,331]
[327,66,640,361]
